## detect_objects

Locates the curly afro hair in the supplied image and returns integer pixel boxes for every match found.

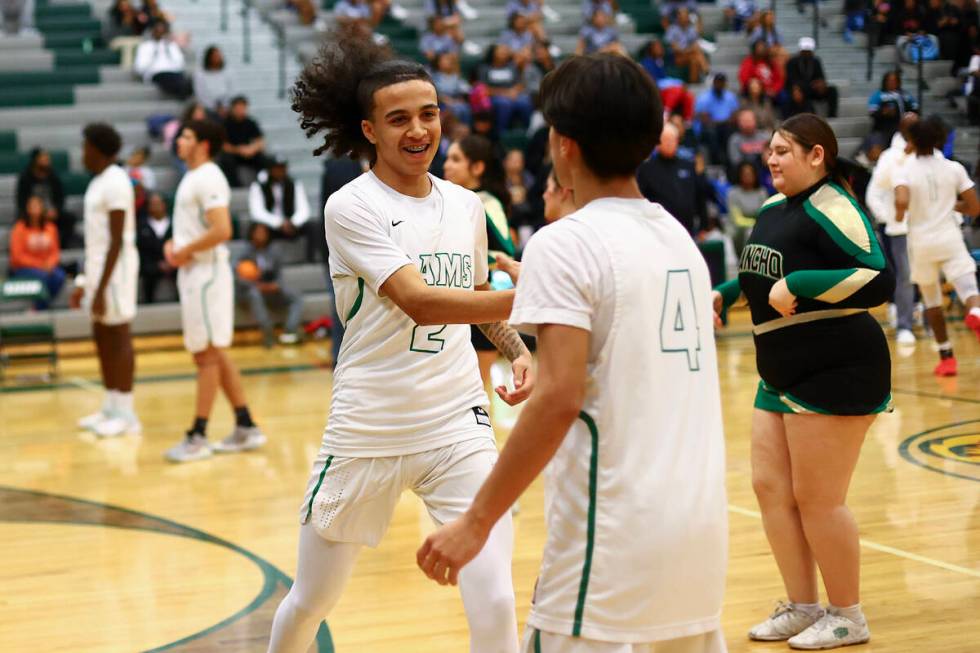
[291,29,434,161]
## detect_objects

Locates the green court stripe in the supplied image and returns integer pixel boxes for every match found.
[0,485,334,652]
[345,277,365,324]
[0,363,324,394]
[572,411,599,637]
[305,455,334,523]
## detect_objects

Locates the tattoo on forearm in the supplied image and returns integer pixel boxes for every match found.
[478,321,528,362]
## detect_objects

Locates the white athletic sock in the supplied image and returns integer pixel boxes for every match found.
[117,392,134,417]
[106,390,121,414]
[937,340,953,352]
[101,392,113,413]
[792,602,823,617]
[830,603,865,623]
[969,307,980,318]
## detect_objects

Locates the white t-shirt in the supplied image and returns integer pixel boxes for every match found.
[172,161,231,265]
[83,164,137,284]
[510,198,728,643]
[866,136,908,235]
[321,171,490,457]
[893,153,974,248]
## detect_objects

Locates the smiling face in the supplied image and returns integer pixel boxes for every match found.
[767,130,825,196]
[362,79,441,185]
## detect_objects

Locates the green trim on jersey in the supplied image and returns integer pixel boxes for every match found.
[305,455,334,523]
[754,380,892,415]
[802,184,886,270]
[572,410,599,637]
[478,191,515,260]
[345,278,365,324]
[200,260,217,342]
[757,193,787,215]
[532,629,541,653]
[784,268,882,303]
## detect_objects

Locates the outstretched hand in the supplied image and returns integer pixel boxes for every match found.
[496,352,534,405]
[416,514,490,586]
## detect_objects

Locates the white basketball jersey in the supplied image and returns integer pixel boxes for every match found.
[172,161,231,265]
[83,164,138,284]
[322,171,490,457]
[893,153,974,250]
[510,198,728,643]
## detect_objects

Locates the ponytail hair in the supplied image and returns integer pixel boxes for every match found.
[291,29,435,160]
[776,112,855,198]
[456,134,512,217]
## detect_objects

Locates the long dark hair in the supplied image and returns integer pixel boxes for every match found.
[292,30,435,161]
[776,112,854,196]
[456,135,511,217]
[202,45,223,70]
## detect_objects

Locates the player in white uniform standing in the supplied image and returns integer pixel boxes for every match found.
[893,115,980,376]
[163,119,266,462]
[418,54,729,653]
[266,34,534,653]
[72,123,141,437]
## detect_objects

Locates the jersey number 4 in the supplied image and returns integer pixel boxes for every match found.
[659,269,701,371]
[410,324,447,354]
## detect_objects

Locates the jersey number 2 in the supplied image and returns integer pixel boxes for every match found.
[659,269,701,371]
[410,324,447,354]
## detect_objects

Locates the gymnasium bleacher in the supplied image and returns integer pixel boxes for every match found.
[0,0,976,343]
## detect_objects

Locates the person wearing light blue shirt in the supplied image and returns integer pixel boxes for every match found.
[694,73,740,164]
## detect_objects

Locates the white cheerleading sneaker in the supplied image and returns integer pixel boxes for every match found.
[94,413,142,438]
[788,610,870,649]
[212,426,267,453]
[78,410,109,430]
[748,601,825,641]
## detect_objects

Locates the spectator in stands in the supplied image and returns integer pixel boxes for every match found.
[432,52,472,126]
[425,0,466,44]
[506,0,547,42]
[869,0,897,46]
[542,167,575,222]
[695,72,740,165]
[479,44,534,136]
[577,7,623,55]
[286,0,317,25]
[524,41,556,95]
[665,7,708,83]
[727,160,768,254]
[420,15,460,64]
[16,148,77,249]
[334,0,374,34]
[738,39,784,98]
[223,95,268,187]
[966,43,980,125]
[662,0,701,27]
[125,146,156,219]
[248,155,315,260]
[133,20,193,100]
[748,9,786,62]
[638,38,672,82]
[501,12,536,59]
[141,0,173,26]
[786,36,839,117]
[194,45,235,117]
[727,108,769,176]
[869,70,919,139]
[660,81,696,122]
[8,195,64,309]
[136,192,175,303]
[739,76,777,130]
[668,112,697,160]
[504,148,535,225]
[723,0,759,32]
[842,0,866,43]
[236,222,304,348]
[637,122,708,235]
[105,0,150,39]
[781,82,815,118]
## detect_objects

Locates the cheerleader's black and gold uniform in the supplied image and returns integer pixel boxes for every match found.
[716,179,895,415]
[471,189,516,351]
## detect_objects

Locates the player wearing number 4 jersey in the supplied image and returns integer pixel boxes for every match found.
[418,54,729,653]
[267,33,534,653]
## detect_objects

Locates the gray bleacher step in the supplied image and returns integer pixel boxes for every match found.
[74,84,168,104]
[0,33,44,50]
[0,50,53,72]
[0,101,184,129]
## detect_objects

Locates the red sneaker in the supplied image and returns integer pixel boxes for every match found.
[934,357,958,377]
[965,311,980,342]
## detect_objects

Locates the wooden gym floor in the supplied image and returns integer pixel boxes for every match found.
[0,310,978,652]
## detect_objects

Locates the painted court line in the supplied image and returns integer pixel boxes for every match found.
[727,504,980,580]
[66,376,102,392]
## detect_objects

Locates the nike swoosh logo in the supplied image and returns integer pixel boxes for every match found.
[391,220,404,227]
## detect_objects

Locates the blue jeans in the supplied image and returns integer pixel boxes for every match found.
[11,266,66,309]
[242,283,303,338]
[887,235,915,331]
[490,93,533,135]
